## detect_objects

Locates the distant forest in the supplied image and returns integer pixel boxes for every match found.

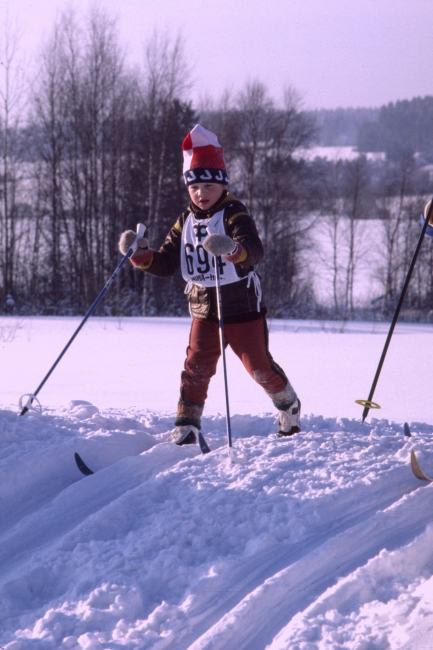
[308,107,380,147]
[1,8,433,321]
[309,97,433,161]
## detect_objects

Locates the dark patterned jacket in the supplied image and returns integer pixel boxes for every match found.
[140,191,265,322]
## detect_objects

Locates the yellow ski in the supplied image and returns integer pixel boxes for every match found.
[411,449,433,482]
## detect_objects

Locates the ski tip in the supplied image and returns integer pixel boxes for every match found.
[404,422,412,437]
[74,452,94,476]
[410,449,433,482]
[198,432,211,454]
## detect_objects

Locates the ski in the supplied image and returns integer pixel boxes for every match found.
[198,431,211,454]
[410,449,433,482]
[74,452,94,476]
[74,433,211,476]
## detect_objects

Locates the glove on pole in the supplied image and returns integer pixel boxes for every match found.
[359,199,433,423]
[214,255,234,455]
[19,223,146,416]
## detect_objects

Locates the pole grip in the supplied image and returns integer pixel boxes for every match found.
[127,223,146,258]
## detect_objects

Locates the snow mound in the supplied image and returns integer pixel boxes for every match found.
[0,405,432,649]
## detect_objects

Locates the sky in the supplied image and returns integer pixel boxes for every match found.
[3,0,433,110]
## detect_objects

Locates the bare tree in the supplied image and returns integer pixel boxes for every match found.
[315,161,346,315]
[31,7,133,310]
[31,14,70,306]
[375,153,419,315]
[227,82,316,315]
[0,14,25,309]
[144,32,190,227]
[340,156,371,317]
[137,31,193,315]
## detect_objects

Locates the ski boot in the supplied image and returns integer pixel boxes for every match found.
[168,425,198,446]
[275,398,301,438]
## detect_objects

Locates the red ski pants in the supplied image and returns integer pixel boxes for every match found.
[179,316,288,406]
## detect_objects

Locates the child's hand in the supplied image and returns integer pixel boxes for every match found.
[203,234,247,264]
[118,230,152,266]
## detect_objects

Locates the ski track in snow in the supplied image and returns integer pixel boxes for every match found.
[0,403,433,649]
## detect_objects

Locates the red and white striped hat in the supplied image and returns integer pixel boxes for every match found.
[182,124,229,186]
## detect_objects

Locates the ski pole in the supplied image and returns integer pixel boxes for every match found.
[19,223,146,416]
[357,198,433,422]
[213,255,234,457]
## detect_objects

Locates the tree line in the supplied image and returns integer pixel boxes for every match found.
[358,96,433,161]
[1,8,433,320]
[309,97,433,161]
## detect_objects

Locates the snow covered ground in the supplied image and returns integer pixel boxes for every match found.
[1,316,433,649]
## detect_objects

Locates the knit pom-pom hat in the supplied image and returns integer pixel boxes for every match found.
[182,124,229,186]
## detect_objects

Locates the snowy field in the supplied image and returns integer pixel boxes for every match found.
[294,146,385,164]
[1,315,433,649]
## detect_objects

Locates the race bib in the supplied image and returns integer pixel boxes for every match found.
[181,210,242,287]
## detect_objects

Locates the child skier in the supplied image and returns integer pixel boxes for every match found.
[119,124,301,445]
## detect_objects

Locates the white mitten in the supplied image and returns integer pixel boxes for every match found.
[118,230,148,255]
[203,233,247,264]
[118,230,152,266]
[203,233,237,256]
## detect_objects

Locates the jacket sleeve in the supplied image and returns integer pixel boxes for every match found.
[225,203,264,270]
[138,217,184,277]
